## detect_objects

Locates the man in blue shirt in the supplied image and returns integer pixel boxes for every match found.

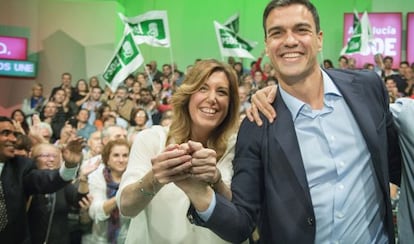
[174,0,402,243]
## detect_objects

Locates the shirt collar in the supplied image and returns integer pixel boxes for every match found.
[279,69,342,120]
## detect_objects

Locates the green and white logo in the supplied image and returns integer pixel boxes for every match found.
[129,19,166,40]
[103,56,122,83]
[119,11,171,47]
[214,21,256,59]
[103,29,144,91]
[223,13,239,34]
[219,29,253,51]
[118,33,140,65]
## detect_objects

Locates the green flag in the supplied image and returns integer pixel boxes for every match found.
[103,30,144,91]
[119,11,171,48]
[214,21,257,59]
[223,13,239,34]
[341,11,374,55]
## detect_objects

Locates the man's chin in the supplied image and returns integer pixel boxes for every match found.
[5,149,15,158]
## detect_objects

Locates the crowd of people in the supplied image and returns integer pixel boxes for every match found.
[1,0,413,243]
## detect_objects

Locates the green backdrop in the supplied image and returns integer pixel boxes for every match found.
[118,0,383,71]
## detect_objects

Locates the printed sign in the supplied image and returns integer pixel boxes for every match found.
[407,13,414,64]
[0,36,28,61]
[0,59,36,77]
[343,13,402,69]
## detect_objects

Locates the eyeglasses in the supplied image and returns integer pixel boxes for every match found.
[36,153,59,159]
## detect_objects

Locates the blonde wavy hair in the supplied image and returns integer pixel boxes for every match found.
[166,59,240,160]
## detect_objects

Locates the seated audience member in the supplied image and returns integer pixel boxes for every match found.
[233,61,246,80]
[117,59,240,243]
[137,88,158,126]
[129,81,142,104]
[348,57,357,69]
[363,63,375,70]
[11,109,30,135]
[32,121,53,143]
[72,79,90,109]
[385,76,403,102]
[88,139,131,243]
[383,56,397,78]
[323,59,334,69]
[151,79,163,101]
[73,109,97,140]
[123,74,135,92]
[21,82,46,123]
[88,76,101,89]
[82,86,103,125]
[136,72,149,89]
[83,130,103,161]
[403,67,413,96]
[48,89,72,141]
[159,109,173,127]
[50,72,75,100]
[40,101,57,125]
[94,103,128,130]
[27,143,99,244]
[62,86,80,117]
[338,55,349,69]
[127,108,149,143]
[54,123,77,150]
[238,85,251,113]
[108,85,135,122]
[80,125,127,179]
[172,69,185,87]
[148,60,163,82]
[101,85,115,103]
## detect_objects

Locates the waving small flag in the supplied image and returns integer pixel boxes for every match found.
[119,11,171,48]
[102,29,144,92]
[341,10,374,55]
[214,21,256,60]
[223,13,240,34]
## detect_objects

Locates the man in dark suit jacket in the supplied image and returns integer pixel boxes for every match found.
[178,1,402,243]
[49,72,76,100]
[0,116,83,243]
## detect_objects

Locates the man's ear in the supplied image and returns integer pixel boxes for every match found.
[317,31,323,52]
[265,42,269,56]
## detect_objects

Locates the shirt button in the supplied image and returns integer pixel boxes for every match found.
[187,214,194,224]
[336,212,344,219]
[330,135,336,141]
[307,217,314,226]
[339,161,345,168]
[338,184,344,190]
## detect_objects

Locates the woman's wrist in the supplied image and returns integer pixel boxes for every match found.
[79,175,88,182]
[209,169,222,190]
[138,172,162,197]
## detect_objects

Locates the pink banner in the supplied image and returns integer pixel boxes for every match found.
[407,13,414,64]
[343,13,402,69]
[0,36,28,61]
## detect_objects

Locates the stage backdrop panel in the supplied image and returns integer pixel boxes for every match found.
[407,13,414,64]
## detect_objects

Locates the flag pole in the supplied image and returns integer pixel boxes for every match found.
[169,45,175,74]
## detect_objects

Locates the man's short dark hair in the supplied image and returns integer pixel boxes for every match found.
[0,116,13,124]
[263,0,320,38]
